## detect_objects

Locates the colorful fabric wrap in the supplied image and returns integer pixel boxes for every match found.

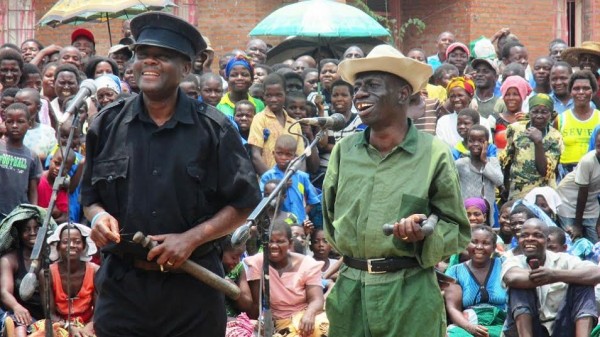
[446,76,475,96]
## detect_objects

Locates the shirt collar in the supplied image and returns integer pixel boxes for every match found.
[219,92,258,108]
[355,119,419,155]
[123,89,195,125]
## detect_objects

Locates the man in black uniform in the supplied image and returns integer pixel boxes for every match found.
[81,12,261,337]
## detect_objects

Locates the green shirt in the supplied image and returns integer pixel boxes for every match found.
[322,122,470,337]
[216,92,265,117]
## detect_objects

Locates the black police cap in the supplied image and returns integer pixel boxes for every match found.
[130,11,206,61]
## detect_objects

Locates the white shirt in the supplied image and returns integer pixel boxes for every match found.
[557,151,600,219]
[435,112,492,147]
[501,250,595,332]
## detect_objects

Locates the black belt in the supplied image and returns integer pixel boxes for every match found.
[343,256,420,274]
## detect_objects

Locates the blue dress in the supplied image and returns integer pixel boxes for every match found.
[446,257,507,310]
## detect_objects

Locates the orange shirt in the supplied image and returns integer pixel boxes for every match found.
[50,262,95,323]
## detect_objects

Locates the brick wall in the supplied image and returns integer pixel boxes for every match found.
[34,0,126,56]
[25,0,600,70]
[400,0,556,65]
[32,0,292,69]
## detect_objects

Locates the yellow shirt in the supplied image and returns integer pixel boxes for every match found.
[426,83,447,102]
[557,109,600,164]
[247,107,304,168]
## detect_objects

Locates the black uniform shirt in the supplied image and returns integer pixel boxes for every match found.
[81,90,261,238]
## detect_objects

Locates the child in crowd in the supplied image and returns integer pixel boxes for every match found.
[452,109,497,160]
[285,93,308,121]
[547,226,568,253]
[17,88,57,162]
[198,72,223,107]
[45,120,85,222]
[285,92,320,174]
[310,229,338,276]
[37,147,76,224]
[234,100,255,141]
[566,223,594,261]
[248,73,304,175]
[0,88,20,139]
[222,234,247,318]
[291,223,308,254]
[260,135,320,224]
[0,103,42,220]
[179,74,200,100]
[455,125,503,224]
[249,83,264,101]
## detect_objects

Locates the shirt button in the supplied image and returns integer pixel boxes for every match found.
[152,169,158,176]
[151,211,157,216]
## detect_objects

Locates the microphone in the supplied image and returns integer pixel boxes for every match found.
[58,79,97,123]
[19,260,39,301]
[299,113,346,131]
[231,222,252,247]
[382,214,439,237]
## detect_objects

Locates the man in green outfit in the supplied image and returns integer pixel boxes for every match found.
[323,44,471,337]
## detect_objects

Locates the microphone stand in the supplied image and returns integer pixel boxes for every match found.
[20,111,82,337]
[246,127,327,337]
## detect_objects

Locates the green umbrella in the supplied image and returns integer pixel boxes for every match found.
[249,0,390,37]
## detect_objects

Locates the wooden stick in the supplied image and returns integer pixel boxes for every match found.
[133,232,241,300]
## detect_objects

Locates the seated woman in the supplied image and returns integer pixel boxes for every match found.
[0,205,55,337]
[444,225,507,337]
[243,220,328,337]
[43,223,98,336]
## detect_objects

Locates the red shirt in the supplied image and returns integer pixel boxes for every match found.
[37,172,68,213]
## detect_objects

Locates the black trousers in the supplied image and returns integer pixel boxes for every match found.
[94,252,226,337]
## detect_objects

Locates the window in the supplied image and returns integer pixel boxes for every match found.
[0,0,36,46]
[172,0,197,26]
[566,0,582,46]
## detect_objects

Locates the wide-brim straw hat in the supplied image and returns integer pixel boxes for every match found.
[337,44,433,92]
[561,41,600,66]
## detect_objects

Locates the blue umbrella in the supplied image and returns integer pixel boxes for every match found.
[249,0,390,37]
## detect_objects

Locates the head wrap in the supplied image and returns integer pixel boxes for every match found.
[0,204,56,255]
[446,42,471,60]
[501,75,532,101]
[446,76,475,96]
[528,93,554,112]
[94,74,121,94]
[47,223,97,262]
[464,197,488,213]
[225,54,253,79]
[523,187,562,215]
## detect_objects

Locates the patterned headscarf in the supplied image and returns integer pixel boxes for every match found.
[529,93,554,111]
[501,75,532,101]
[0,204,56,255]
[225,54,253,79]
[446,76,475,96]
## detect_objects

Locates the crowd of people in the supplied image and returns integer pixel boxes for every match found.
[1,9,600,337]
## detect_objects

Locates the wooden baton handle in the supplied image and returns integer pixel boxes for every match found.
[132,232,241,300]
